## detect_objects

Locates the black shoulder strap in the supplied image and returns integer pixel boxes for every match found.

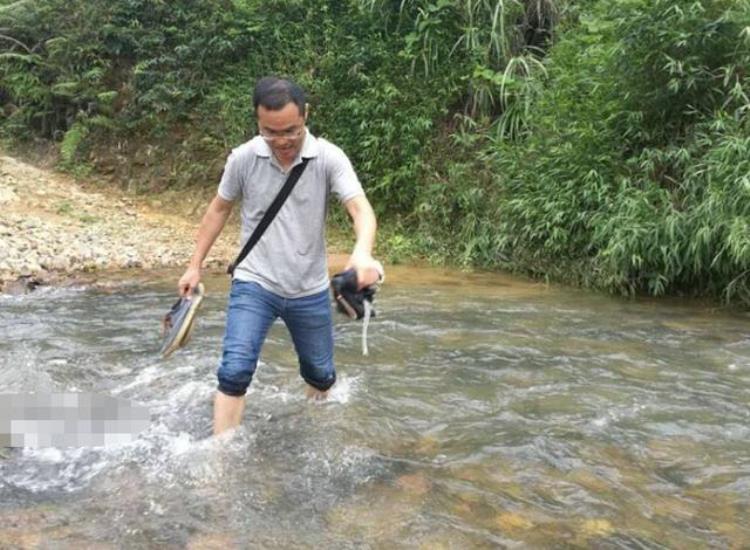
[227,157,310,276]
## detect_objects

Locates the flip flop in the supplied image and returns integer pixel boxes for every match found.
[160,283,205,358]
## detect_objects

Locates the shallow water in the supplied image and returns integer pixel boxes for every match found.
[1,267,749,548]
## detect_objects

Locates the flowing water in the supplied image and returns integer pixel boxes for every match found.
[1,266,749,548]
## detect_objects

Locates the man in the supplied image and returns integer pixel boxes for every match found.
[178,77,381,435]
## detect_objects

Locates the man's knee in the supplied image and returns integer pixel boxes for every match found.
[301,364,336,392]
[217,361,255,396]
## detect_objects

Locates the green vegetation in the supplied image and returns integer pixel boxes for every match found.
[1,0,749,304]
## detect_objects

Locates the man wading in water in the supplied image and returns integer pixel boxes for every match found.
[178,77,381,434]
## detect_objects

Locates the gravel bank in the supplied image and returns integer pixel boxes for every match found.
[0,155,236,293]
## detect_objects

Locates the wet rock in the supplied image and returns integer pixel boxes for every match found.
[495,511,534,532]
[186,533,238,549]
[579,518,614,538]
[565,468,612,495]
[327,488,419,541]
[413,435,440,458]
[395,472,431,495]
[0,529,42,548]
[3,275,46,295]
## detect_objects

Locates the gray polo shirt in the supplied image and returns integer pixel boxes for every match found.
[218,129,364,298]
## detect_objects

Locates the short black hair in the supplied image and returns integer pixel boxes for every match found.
[253,77,306,116]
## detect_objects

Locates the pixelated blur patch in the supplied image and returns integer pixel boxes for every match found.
[0,393,151,448]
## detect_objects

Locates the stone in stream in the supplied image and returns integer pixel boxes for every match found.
[0,506,114,549]
[413,435,440,458]
[395,472,432,495]
[185,533,238,549]
[376,434,444,462]
[2,275,46,295]
[494,511,535,532]
[683,487,747,547]
[564,467,612,496]
[326,481,424,541]
[0,525,42,548]
[411,530,496,549]
[578,518,614,538]
[450,462,519,493]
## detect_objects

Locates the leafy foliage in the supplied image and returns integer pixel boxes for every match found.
[425,0,750,302]
[2,0,750,304]
[0,0,250,138]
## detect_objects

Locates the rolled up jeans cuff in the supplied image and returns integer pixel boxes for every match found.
[303,372,336,392]
[216,385,247,397]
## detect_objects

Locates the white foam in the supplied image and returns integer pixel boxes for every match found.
[165,430,194,456]
[165,380,214,406]
[324,375,359,404]
[590,401,648,430]
[22,446,65,462]
[298,444,380,486]
[133,423,255,488]
[0,346,56,391]
[8,446,112,493]
[253,383,303,404]
[112,363,197,394]
[112,365,160,393]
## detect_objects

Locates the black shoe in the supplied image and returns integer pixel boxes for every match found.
[330,269,376,320]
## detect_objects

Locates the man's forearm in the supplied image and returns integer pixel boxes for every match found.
[352,214,376,257]
[347,196,377,258]
[189,202,232,269]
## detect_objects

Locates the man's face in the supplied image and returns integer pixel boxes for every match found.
[257,102,307,167]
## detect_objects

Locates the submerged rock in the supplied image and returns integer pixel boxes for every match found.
[2,275,46,295]
[579,518,614,538]
[495,511,534,532]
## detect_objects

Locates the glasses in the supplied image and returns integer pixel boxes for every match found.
[259,126,305,142]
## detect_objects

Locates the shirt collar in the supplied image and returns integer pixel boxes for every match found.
[256,128,320,163]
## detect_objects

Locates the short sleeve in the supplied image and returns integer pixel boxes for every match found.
[326,144,365,204]
[217,151,242,201]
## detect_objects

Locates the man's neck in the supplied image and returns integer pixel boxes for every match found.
[276,156,295,173]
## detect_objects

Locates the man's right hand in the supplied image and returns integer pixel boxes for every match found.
[177,194,233,297]
[178,266,201,297]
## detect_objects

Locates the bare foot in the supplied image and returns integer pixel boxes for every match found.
[213,392,245,435]
[305,384,330,401]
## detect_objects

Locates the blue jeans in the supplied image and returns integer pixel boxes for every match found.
[217,280,335,396]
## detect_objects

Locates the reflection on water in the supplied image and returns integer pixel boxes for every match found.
[1,266,749,547]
